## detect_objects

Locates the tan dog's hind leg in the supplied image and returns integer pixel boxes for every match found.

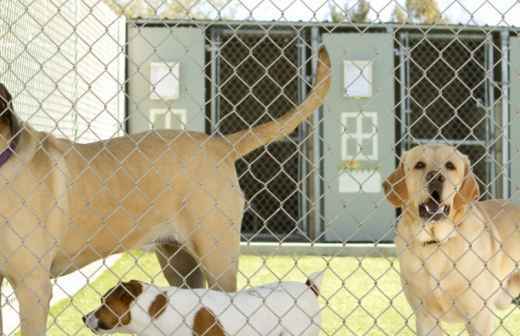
[204,255,238,292]
[12,272,51,336]
[194,213,240,292]
[156,243,204,288]
[199,242,239,292]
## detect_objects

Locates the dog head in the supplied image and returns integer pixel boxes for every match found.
[383,144,479,243]
[0,84,20,146]
[82,280,143,334]
[83,280,173,334]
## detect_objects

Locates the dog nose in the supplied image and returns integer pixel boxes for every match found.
[426,170,445,184]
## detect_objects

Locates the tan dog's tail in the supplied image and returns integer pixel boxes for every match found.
[226,47,331,160]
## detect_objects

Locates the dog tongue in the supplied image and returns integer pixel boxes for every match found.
[424,199,442,214]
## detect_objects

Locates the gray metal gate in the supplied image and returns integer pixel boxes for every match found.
[210,28,310,241]
[321,33,395,243]
[398,32,509,199]
[126,26,205,134]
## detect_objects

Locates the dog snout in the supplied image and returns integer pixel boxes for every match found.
[426,170,444,200]
[83,311,99,331]
[426,170,445,187]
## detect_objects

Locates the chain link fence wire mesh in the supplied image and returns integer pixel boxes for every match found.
[2,0,520,335]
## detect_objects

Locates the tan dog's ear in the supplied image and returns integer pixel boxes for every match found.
[0,84,20,140]
[383,153,408,208]
[452,157,480,214]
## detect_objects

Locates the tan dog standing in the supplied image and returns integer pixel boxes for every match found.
[383,144,520,335]
[0,49,330,335]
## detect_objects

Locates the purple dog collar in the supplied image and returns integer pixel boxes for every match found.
[0,140,16,167]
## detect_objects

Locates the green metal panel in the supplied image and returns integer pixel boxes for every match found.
[322,33,395,242]
[127,26,205,133]
[510,36,520,197]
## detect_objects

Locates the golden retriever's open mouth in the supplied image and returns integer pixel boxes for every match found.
[419,191,450,220]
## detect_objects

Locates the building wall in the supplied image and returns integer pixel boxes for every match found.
[0,0,125,142]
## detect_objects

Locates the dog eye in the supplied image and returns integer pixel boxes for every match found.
[445,161,456,170]
[414,161,426,169]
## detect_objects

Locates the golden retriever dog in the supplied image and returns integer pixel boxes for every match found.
[383,144,520,335]
[0,49,330,335]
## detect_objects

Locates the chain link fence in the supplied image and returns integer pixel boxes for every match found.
[1,0,520,335]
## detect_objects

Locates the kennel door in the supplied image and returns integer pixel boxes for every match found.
[126,26,205,133]
[322,33,395,242]
[510,36,520,195]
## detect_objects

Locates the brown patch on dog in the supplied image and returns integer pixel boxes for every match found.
[305,279,320,297]
[94,280,143,330]
[148,292,168,319]
[193,307,225,336]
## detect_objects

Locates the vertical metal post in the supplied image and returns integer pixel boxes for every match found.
[483,35,489,191]
[486,33,496,197]
[297,30,308,236]
[210,28,221,133]
[311,26,322,240]
[399,33,409,154]
[501,30,511,198]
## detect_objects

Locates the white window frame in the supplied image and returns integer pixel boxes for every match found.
[150,62,180,100]
[341,112,378,161]
[343,60,373,98]
[150,108,187,130]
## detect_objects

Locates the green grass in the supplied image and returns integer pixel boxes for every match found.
[45,252,520,335]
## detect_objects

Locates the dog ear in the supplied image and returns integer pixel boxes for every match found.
[383,153,409,208]
[120,280,143,302]
[0,83,20,141]
[452,156,480,214]
[0,84,12,117]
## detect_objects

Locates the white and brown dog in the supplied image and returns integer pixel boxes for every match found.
[83,272,325,336]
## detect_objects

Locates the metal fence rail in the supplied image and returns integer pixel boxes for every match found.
[1,0,520,335]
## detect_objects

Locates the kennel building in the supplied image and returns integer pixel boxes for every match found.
[125,21,520,244]
[2,9,519,244]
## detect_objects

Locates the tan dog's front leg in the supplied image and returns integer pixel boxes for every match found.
[13,273,51,336]
[496,273,520,309]
[466,310,494,336]
[416,311,443,336]
[0,275,3,335]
